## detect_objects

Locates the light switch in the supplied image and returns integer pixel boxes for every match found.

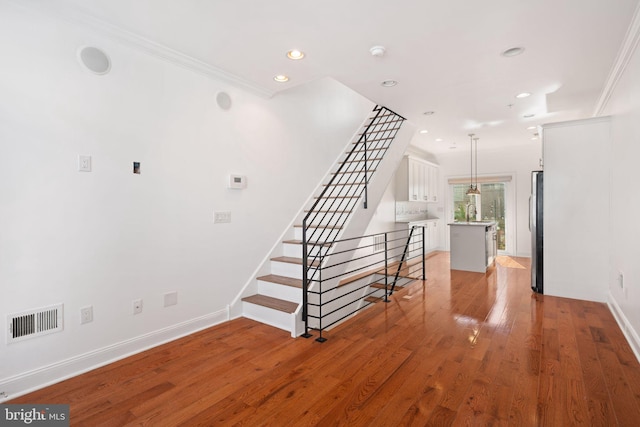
[213,211,231,224]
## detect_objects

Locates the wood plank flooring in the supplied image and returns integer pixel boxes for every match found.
[9,252,640,426]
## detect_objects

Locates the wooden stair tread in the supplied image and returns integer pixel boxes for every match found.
[364,296,383,303]
[338,268,379,286]
[256,274,303,288]
[332,169,376,175]
[370,282,403,290]
[293,224,342,230]
[322,183,365,187]
[282,240,332,247]
[338,258,424,287]
[271,256,320,267]
[341,157,384,163]
[241,295,298,313]
[304,209,352,213]
[351,147,387,153]
[313,195,361,199]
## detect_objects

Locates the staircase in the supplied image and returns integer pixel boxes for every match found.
[240,106,406,336]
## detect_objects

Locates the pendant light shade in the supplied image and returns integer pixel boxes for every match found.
[466,134,481,195]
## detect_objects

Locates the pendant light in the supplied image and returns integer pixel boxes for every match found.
[473,136,481,194]
[466,134,481,195]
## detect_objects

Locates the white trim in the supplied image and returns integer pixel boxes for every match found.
[541,115,611,130]
[6,0,274,98]
[593,1,640,116]
[0,308,229,403]
[607,293,640,364]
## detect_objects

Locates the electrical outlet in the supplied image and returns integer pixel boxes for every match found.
[213,211,231,224]
[133,299,143,315]
[78,155,92,172]
[80,306,93,324]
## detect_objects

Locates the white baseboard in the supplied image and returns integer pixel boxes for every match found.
[0,308,229,403]
[607,292,640,364]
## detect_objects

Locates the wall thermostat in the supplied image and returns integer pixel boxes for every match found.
[228,174,247,189]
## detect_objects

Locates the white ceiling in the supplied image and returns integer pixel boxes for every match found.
[28,0,640,153]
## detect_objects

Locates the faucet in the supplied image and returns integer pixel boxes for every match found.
[466,203,476,222]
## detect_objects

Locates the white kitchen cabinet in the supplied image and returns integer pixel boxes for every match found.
[428,165,439,203]
[449,222,496,272]
[396,156,439,203]
[430,220,440,249]
[407,219,440,253]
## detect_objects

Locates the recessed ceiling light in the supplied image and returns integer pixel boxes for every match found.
[523,113,536,118]
[527,126,537,130]
[381,80,398,87]
[419,129,429,134]
[423,111,435,116]
[516,92,531,99]
[286,49,305,60]
[531,136,538,140]
[435,138,443,142]
[370,46,386,57]
[502,47,525,57]
[274,75,289,83]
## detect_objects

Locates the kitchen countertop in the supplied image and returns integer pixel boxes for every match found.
[396,217,439,224]
[448,221,496,226]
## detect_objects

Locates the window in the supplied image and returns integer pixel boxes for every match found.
[449,176,514,254]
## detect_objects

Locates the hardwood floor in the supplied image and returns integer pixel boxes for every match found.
[10,252,640,426]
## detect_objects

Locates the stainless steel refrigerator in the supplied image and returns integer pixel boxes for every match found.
[530,171,543,293]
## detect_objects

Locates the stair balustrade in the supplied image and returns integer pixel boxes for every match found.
[301,106,413,341]
[303,226,426,342]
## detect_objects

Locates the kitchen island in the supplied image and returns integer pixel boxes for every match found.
[448,221,497,272]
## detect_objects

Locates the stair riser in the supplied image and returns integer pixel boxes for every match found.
[242,301,295,333]
[257,280,301,303]
[303,212,351,226]
[317,186,364,199]
[282,243,328,259]
[270,261,303,279]
[294,227,341,242]
[369,288,387,298]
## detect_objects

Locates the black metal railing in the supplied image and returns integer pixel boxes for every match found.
[301,106,406,332]
[304,226,426,342]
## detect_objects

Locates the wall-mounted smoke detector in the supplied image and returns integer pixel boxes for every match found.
[370,46,386,57]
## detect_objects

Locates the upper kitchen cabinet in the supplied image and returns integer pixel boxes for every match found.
[396,156,440,203]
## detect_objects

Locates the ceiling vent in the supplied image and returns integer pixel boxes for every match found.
[7,304,64,344]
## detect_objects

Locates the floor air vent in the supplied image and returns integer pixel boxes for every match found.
[7,303,63,344]
[373,234,385,253]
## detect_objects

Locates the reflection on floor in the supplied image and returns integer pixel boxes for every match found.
[496,255,527,269]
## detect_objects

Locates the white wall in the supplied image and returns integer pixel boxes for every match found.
[542,117,611,303]
[436,143,542,257]
[602,27,640,357]
[0,3,374,397]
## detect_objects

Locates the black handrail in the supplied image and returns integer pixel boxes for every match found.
[300,105,407,339]
[389,226,416,295]
[304,227,426,342]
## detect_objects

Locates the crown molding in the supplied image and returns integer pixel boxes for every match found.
[593,1,640,116]
[7,0,275,98]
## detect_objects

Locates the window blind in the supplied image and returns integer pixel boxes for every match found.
[447,175,513,185]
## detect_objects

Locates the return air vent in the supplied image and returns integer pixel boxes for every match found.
[7,304,63,344]
[373,234,385,253]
